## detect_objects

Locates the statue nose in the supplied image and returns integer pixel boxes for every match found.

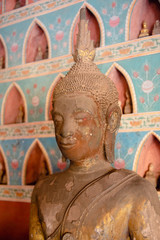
[60,120,74,138]
[60,130,74,138]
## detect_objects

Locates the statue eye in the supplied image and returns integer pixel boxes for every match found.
[74,112,92,123]
[76,117,86,123]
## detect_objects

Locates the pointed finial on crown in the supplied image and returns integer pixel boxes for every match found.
[73,7,95,62]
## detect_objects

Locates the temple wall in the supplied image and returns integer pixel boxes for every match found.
[0,0,160,239]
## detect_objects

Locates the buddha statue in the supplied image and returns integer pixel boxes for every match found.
[35,46,43,61]
[43,46,48,60]
[0,56,4,69]
[0,162,6,184]
[152,20,160,35]
[0,162,4,183]
[38,158,49,180]
[144,163,157,188]
[14,0,21,9]
[139,21,149,38]
[16,105,24,123]
[124,90,132,114]
[29,8,160,240]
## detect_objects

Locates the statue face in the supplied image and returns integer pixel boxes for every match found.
[52,94,104,162]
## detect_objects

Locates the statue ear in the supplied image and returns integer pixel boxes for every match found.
[104,102,121,163]
[106,102,121,133]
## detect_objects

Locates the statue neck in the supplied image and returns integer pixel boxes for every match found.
[69,154,112,174]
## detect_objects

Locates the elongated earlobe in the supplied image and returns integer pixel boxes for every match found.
[106,102,121,133]
[104,102,121,163]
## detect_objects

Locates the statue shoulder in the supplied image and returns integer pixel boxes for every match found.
[109,168,159,208]
[107,168,137,183]
[31,171,68,202]
[118,169,160,212]
[125,172,160,238]
[133,174,160,210]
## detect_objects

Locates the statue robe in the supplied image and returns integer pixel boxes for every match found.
[29,168,160,240]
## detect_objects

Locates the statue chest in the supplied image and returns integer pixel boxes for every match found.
[37,171,135,239]
[61,178,133,240]
[37,173,99,237]
[37,174,76,236]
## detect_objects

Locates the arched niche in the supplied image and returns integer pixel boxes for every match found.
[25,20,49,63]
[23,140,52,185]
[71,5,102,55]
[0,36,6,69]
[107,65,134,114]
[45,73,65,121]
[2,84,27,125]
[127,0,160,40]
[136,133,160,190]
[5,0,26,12]
[0,148,8,185]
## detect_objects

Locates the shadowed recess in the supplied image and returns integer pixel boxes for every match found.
[108,67,133,114]
[138,134,160,190]
[4,86,25,125]
[0,150,7,185]
[5,0,26,12]
[0,39,5,69]
[130,0,160,40]
[25,142,50,185]
[26,23,48,63]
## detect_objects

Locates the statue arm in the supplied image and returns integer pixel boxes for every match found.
[29,190,45,240]
[129,180,160,239]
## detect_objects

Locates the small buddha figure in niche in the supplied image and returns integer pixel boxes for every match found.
[38,158,49,180]
[35,46,43,61]
[0,162,4,183]
[139,21,149,38]
[0,162,7,184]
[144,163,157,188]
[16,105,24,123]
[29,8,160,240]
[43,46,48,60]
[0,56,4,69]
[14,0,21,9]
[152,20,160,35]
[124,90,132,114]
[2,173,7,184]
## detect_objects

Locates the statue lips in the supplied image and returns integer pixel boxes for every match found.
[59,142,76,150]
[57,136,77,150]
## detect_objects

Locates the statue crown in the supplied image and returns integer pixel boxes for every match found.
[73,7,95,62]
[53,7,119,122]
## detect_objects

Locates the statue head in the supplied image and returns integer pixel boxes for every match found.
[52,8,121,164]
